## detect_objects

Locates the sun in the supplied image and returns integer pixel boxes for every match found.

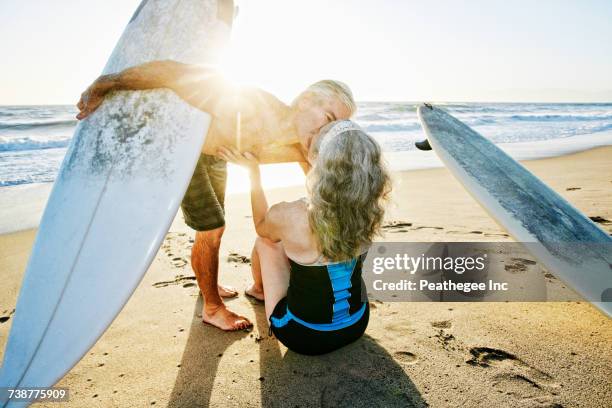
[217,1,343,103]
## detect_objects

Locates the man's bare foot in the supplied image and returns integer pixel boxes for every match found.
[245,283,265,302]
[218,284,238,298]
[202,304,252,331]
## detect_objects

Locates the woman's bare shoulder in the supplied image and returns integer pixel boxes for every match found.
[270,199,307,216]
[268,199,308,227]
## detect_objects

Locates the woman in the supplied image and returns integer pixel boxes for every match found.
[218,120,391,355]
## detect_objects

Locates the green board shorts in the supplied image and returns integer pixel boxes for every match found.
[181,153,227,231]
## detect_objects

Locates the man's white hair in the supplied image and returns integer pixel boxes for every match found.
[295,80,357,115]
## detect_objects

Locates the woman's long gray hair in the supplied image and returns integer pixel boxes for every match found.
[307,121,391,261]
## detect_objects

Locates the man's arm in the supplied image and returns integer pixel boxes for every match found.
[76,60,228,119]
[76,62,313,169]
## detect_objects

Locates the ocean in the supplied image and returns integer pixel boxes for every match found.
[1,102,612,189]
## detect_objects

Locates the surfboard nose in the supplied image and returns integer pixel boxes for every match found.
[415,104,435,151]
[417,102,434,114]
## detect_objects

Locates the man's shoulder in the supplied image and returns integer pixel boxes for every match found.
[241,87,285,109]
[214,85,285,118]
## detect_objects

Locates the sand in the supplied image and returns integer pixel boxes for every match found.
[1,146,611,407]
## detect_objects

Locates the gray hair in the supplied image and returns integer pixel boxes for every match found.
[307,121,391,261]
[295,80,357,116]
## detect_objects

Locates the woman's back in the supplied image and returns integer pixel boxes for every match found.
[284,254,368,324]
[267,205,370,354]
[269,198,321,264]
[269,198,368,327]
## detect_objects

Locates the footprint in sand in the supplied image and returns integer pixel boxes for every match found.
[394,351,418,365]
[431,320,452,329]
[484,232,510,238]
[382,221,446,233]
[490,372,557,401]
[381,221,413,233]
[152,275,197,288]
[161,232,192,268]
[384,322,413,334]
[466,347,560,402]
[589,215,611,225]
[511,257,537,265]
[413,226,444,230]
[467,347,523,368]
[0,309,15,324]
[171,257,188,268]
[447,230,510,238]
[504,257,537,274]
[434,329,457,351]
[227,252,251,264]
[504,263,527,273]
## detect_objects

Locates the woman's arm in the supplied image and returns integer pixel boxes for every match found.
[217,147,283,242]
[76,60,227,119]
[248,166,283,241]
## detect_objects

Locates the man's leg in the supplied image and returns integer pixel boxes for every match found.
[192,226,252,331]
[181,153,248,331]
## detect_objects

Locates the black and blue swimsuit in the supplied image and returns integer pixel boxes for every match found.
[269,251,370,355]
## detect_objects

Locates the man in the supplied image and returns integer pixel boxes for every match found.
[76,60,356,331]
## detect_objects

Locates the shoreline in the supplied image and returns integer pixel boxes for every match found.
[1,140,611,235]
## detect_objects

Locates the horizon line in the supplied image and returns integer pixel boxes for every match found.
[2,100,612,107]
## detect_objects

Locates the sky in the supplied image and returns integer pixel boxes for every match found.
[1,0,611,105]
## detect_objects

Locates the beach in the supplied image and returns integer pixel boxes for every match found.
[1,146,611,407]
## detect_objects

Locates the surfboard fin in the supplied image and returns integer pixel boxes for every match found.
[415,139,432,151]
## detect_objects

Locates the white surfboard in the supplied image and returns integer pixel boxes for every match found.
[418,104,612,317]
[0,0,234,404]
